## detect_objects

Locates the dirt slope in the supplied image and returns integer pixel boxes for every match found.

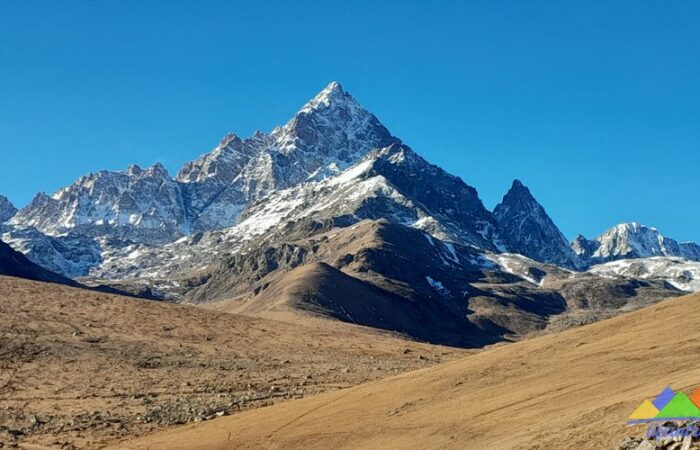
[189,219,682,347]
[219,261,499,347]
[0,276,464,449]
[121,292,700,450]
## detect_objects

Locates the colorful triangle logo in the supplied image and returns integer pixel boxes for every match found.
[655,392,700,419]
[628,399,660,421]
[652,386,676,410]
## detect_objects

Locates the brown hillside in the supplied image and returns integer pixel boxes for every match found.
[121,292,700,450]
[0,276,464,449]
[218,261,498,347]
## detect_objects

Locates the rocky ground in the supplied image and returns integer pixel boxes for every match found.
[618,422,700,450]
[0,276,466,449]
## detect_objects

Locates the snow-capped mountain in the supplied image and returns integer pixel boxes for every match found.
[6,82,504,281]
[90,143,502,285]
[573,222,700,265]
[493,180,581,269]
[11,163,186,245]
[10,82,398,245]
[176,81,398,233]
[0,195,16,222]
[3,80,700,301]
[590,257,700,292]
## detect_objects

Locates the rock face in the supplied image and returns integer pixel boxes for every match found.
[11,164,186,245]
[574,222,700,265]
[177,82,399,233]
[0,225,102,277]
[0,238,78,286]
[494,180,581,269]
[88,143,502,284]
[0,195,17,222]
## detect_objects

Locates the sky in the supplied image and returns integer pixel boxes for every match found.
[1,1,699,241]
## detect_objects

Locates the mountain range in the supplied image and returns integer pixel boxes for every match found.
[1,81,698,346]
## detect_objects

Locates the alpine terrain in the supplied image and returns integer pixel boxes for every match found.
[1,82,699,346]
[2,83,699,450]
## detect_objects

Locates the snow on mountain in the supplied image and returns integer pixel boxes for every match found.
[0,195,17,222]
[9,82,506,281]
[91,143,501,285]
[10,82,397,251]
[589,257,700,292]
[7,80,699,288]
[176,81,398,233]
[574,222,700,265]
[493,180,581,269]
[0,225,102,277]
[11,163,186,245]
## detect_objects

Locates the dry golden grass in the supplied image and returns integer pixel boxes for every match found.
[0,276,464,449]
[120,292,700,450]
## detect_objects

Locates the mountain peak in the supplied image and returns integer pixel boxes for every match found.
[126,164,143,176]
[494,181,581,269]
[324,80,344,93]
[298,81,353,115]
[219,132,241,147]
[505,179,533,198]
[148,162,169,176]
[617,222,657,233]
[575,222,700,265]
[273,81,398,162]
[0,195,17,222]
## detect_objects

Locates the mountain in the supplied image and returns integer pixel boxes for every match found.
[176,82,399,234]
[1,225,102,277]
[0,238,78,286]
[185,219,515,347]
[493,180,581,269]
[589,256,700,292]
[0,195,16,222]
[180,218,679,346]
[4,80,698,323]
[6,82,403,275]
[87,143,503,291]
[574,222,700,265]
[11,163,186,245]
[8,79,501,281]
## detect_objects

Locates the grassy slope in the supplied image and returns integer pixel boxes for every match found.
[0,276,464,449]
[120,292,700,450]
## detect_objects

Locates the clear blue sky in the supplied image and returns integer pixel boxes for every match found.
[1,1,699,241]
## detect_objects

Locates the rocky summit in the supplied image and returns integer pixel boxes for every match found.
[494,179,581,269]
[0,195,16,223]
[574,222,700,265]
